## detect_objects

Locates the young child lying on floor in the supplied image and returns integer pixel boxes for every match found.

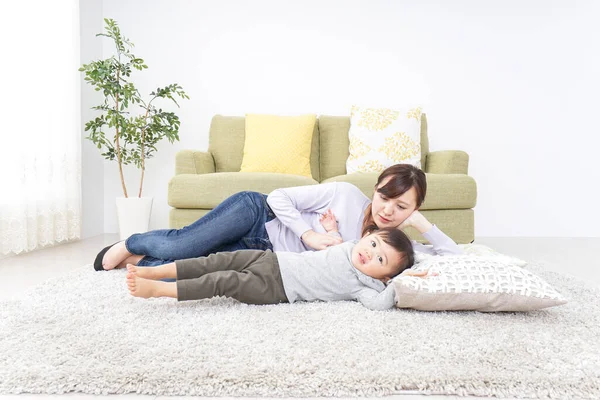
[126,212,427,310]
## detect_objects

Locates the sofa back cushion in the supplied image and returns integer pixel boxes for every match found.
[209,115,245,173]
[317,116,351,181]
[208,115,321,181]
[208,113,428,182]
[240,114,316,177]
[318,114,429,181]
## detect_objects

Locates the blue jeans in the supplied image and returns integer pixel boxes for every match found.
[126,191,275,267]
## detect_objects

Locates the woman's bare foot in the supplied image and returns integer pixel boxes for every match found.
[126,271,177,299]
[115,255,144,269]
[126,262,177,280]
[103,241,132,270]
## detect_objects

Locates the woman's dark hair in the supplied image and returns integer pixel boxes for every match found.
[364,225,415,277]
[362,164,427,236]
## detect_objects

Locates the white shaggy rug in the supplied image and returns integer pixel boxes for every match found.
[0,261,599,399]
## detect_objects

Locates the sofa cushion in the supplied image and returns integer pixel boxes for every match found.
[321,173,476,210]
[346,106,422,173]
[208,115,321,181]
[168,172,318,209]
[208,115,246,173]
[318,114,430,181]
[240,114,316,177]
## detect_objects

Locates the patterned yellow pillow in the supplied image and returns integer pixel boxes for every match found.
[346,106,422,174]
[240,114,316,177]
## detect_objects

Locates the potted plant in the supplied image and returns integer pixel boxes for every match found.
[80,18,189,239]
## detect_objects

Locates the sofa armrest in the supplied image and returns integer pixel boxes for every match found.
[175,150,216,175]
[425,150,469,174]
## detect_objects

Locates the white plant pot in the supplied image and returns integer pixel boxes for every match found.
[115,197,153,240]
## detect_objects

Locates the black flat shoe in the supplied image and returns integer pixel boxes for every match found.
[93,242,119,271]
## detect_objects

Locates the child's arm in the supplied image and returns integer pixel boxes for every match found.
[319,209,342,239]
[356,270,438,310]
[356,286,396,311]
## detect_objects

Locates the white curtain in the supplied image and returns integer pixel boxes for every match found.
[0,0,81,255]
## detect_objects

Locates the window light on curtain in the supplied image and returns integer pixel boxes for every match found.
[0,0,81,255]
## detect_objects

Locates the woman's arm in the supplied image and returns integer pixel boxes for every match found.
[267,183,348,250]
[399,210,462,255]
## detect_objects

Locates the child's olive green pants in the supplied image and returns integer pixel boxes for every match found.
[175,249,288,305]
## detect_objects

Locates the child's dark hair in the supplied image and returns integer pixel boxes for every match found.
[365,225,415,276]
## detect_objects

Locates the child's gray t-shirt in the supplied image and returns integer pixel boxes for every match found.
[276,240,396,311]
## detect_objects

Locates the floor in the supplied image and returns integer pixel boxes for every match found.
[1,234,598,400]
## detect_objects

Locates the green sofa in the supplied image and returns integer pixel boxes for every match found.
[168,114,477,243]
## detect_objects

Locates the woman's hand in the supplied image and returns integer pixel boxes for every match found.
[301,229,343,250]
[398,210,433,234]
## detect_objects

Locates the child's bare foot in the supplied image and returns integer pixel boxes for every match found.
[126,271,177,299]
[127,272,160,298]
[127,263,158,280]
[103,241,132,270]
[126,263,177,280]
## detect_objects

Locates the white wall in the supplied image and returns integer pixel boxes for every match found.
[84,0,599,237]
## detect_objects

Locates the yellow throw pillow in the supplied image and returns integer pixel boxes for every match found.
[240,114,316,177]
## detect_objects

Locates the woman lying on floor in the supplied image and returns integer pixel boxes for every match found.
[95,164,461,271]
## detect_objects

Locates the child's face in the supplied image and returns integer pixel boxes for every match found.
[351,232,403,282]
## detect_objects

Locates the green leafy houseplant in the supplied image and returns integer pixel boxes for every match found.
[79,18,189,198]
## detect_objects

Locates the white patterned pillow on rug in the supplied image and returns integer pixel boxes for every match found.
[393,256,568,312]
[461,243,528,266]
[415,244,528,267]
[346,106,422,173]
